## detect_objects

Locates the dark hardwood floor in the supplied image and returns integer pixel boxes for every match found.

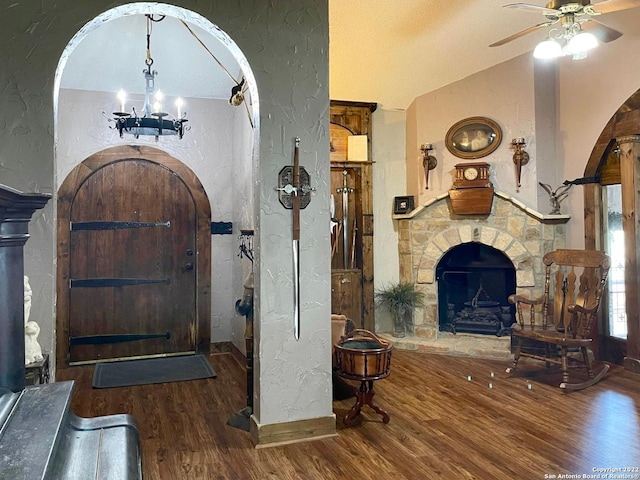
[56,350,640,480]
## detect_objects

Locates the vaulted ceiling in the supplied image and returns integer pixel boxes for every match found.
[60,2,640,111]
[329,0,640,109]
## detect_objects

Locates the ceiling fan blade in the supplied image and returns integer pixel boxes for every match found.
[489,21,554,47]
[503,3,560,15]
[589,0,640,14]
[581,19,623,43]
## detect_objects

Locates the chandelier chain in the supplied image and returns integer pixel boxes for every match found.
[145,15,154,67]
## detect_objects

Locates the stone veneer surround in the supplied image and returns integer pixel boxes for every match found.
[395,191,570,341]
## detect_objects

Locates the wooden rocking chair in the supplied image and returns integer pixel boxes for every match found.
[507,249,611,391]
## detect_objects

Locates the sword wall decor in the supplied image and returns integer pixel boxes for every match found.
[336,170,354,268]
[293,138,302,340]
[275,137,314,340]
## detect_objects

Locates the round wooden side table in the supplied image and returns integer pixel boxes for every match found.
[334,329,393,426]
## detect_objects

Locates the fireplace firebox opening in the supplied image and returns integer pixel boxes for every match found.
[436,242,516,336]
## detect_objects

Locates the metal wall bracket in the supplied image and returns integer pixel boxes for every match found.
[211,222,233,235]
[563,175,601,186]
[276,165,312,209]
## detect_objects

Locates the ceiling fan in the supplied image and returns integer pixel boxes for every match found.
[490,0,640,53]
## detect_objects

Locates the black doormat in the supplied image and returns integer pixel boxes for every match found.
[92,354,216,389]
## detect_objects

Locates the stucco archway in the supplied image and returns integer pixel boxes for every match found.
[52,3,260,369]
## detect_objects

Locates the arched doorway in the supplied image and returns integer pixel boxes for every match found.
[584,88,640,367]
[56,146,212,366]
[53,4,259,368]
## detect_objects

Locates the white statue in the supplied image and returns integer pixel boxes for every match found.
[24,276,43,365]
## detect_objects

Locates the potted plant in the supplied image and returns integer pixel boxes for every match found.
[375,282,425,338]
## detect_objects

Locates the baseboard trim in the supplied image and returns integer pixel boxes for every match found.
[250,414,337,448]
[229,342,246,365]
[623,356,640,374]
[210,341,232,354]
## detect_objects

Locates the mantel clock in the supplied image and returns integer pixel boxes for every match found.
[449,162,494,215]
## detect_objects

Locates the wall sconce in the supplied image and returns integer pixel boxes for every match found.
[511,138,530,188]
[420,143,438,190]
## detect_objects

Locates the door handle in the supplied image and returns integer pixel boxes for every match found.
[183,262,194,272]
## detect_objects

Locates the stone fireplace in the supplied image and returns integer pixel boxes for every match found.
[389,191,569,356]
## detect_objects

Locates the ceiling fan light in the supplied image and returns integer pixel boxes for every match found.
[533,39,562,59]
[563,46,588,60]
[567,31,598,54]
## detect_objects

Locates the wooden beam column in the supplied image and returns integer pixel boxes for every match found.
[618,136,640,373]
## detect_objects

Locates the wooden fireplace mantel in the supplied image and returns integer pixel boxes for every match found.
[392,189,571,224]
[0,183,51,392]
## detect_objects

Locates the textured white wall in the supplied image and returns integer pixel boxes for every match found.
[231,100,255,353]
[406,53,538,210]
[372,108,406,332]
[0,0,331,428]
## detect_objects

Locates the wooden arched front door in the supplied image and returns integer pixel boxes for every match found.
[57,146,211,366]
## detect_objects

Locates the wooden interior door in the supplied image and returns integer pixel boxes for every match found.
[68,159,197,363]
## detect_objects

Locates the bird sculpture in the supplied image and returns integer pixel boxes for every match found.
[538,182,572,215]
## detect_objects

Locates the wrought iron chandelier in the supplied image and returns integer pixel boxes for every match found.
[104,15,188,140]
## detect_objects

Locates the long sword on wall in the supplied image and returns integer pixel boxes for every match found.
[292,138,301,340]
[276,137,313,340]
[336,170,354,268]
